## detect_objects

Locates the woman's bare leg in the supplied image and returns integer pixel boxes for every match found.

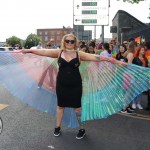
[75,108,86,139]
[56,106,64,127]
[53,106,64,137]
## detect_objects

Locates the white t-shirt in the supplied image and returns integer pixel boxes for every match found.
[100,50,112,58]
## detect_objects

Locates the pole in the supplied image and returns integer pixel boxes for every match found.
[101,25,104,43]
[77,25,78,39]
[94,25,96,40]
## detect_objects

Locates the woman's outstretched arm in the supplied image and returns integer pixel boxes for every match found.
[79,51,127,66]
[21,48,61,58]
[79,51,110,62]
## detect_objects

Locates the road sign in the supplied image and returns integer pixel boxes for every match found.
[73,0,109,25]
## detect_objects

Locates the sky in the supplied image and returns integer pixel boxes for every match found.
[0,0,150,42]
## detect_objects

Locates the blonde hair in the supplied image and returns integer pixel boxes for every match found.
[61,34,78,50]
[123,41,135,58]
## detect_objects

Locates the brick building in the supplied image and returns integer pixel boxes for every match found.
[37,27,73,48]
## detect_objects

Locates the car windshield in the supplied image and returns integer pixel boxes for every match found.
[0,48,5,51]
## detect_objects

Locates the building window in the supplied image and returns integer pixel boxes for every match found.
[57,31,60,35]
[45,31,48,35]
[57,35,60,40]
[51,35,55,39]
[45,36,48,41]
[56,40,61,47]
[39,31,42,35]
[51,31,55,36]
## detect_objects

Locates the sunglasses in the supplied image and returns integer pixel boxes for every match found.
[65,39,75,44]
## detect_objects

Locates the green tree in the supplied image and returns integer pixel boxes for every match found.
[6,36,22,47]
[24,33,41,49]
[117,0,145,4]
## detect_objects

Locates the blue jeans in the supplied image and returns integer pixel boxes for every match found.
[132,94,142,105]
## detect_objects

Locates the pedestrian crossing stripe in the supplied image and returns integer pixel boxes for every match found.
[0,104,9,111]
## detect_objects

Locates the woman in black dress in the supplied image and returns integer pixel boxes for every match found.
[116,44,127,61]
[22,34,109,139]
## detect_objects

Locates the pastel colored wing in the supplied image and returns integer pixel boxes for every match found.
[80,60,150,121]
[0,52,150,128]
[0,52,79,128]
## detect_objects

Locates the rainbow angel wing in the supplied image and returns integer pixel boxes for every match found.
[80,61,150,121]
[0,52,79,128]
[0,52,150,128]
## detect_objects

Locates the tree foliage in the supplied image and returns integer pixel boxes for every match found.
[24,34,41,49]
[117,0,144,4]
[6,36,22,47]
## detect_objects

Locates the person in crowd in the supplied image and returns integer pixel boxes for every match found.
[110,38,120,58]
[46,41,51,49]
[88,41,96,54]
[36,42,43,49]
[21,34,112,140]
[109,43,114,53]
[120,41,136,114]
[14,44,20,50]
[79,41,88,53]
[123,41,129,48]
[132,46,148,109]
[80,44,88,53]
[144,41,150,111]
[97,43,103,55]
[49,39,57,49]
[116,44,127,61]
[128,38,135,43]
[100,43,112,58]
[123,41,136,63]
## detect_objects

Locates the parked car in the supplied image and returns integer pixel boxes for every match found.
[0,47,13,51]
[30,46,37,49]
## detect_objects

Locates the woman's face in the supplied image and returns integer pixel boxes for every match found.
[89,46,95,53]
[81,47,86,52]
[109,44,113,51]
[120,46,125,53]
[139,47,145,55]
[64,36,75,50]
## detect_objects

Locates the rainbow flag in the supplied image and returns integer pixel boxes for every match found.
[135,36,140,44]
[141,36,145,44]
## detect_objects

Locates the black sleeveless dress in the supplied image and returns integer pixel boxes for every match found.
[56,50,82,108]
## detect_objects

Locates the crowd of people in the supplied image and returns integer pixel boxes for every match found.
[77,37,150,114]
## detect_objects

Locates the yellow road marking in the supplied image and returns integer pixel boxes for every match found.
[0,104,9,111]
[118,112,150,121]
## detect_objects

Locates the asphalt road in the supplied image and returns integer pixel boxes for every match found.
[0,85,150,150]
